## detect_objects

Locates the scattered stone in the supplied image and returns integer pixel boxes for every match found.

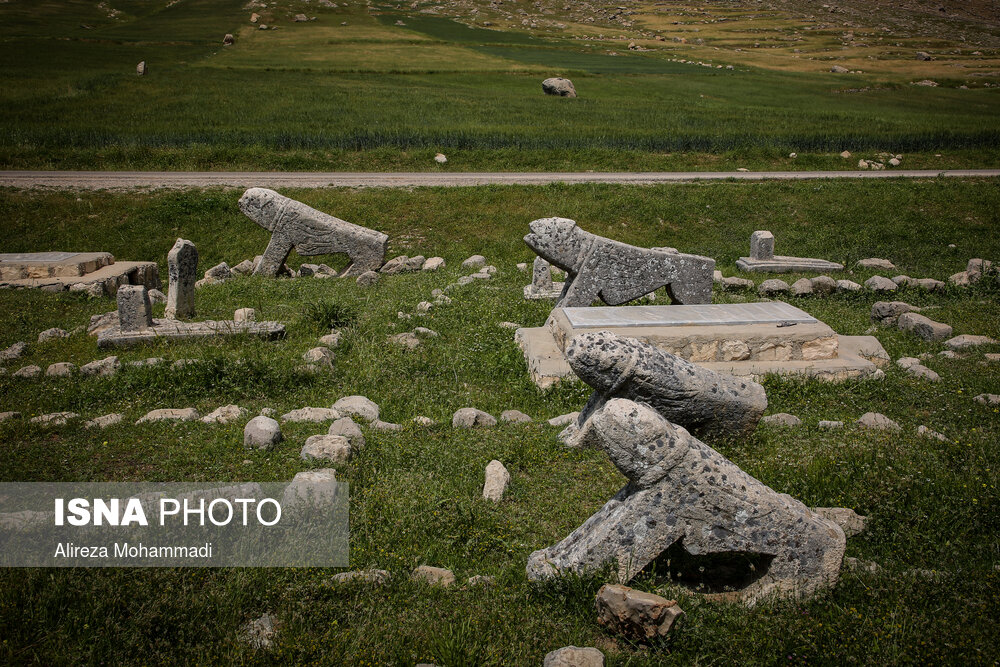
[328,417,365,448]
[137,408,199,424]
[840,151,852,159]
[234,308,256,323]
[413,416,434,426]
[0,341,27,361]
[356,270,379,286]
[12,365,41,378]
[232,259,255,276]
[466,575,495,587]
[547,412,579,427]
[864,276,897,292]
[0,412,21,422]
[761,413,801,427]
[136,61,147,76]
[45,362,77,377]
[721,276,754,290]
[411,565,455,587]
[461,255,486,269]
[856,412,900,431]
[281,407,340,423]
[830,64,849,73]
[80,355,120,376]
[811,507,867,538]
[281,468,339,510]
[818,420,843,429]
[331,569,391,584]
[758,278,790,295]
[69,281,105,298]
[914,278,945,291]
[223,33,235,45]
[240,613,276,649]
[844,557,881,574]
[201,405,246,424]
[945,334,998,350]
[949,271,971,286]
[332,395,379,422]
[422,257,445,271]
[379,256,418,275]
[239,188,387,278]
[525,218,714,307]
[975,394,1000,405]
[260,408,276,417]
[560,332,767,445]
[165,239,198,320]
[452,408,497,428]
[836,279,862,291]
[891,275,914,286]
[416,301,433,313]
[302,347,334,368]
[434,153,447,164]
[543,646,605,667]
[30,412,79,426]
[905,363,940,382]
[413,327,437,338]
[318,331,342,348]
[390,332,421,349]
[595,584,684,640]
[301,434,352,463]
[371,419,402,431]
[87,312,118,336]
[85,413,123,429]
[871,301,919,324]
[244,416,282,449]
[917,425,949,442]
[116,285,153,332]
[528,398,845,603]
[809,276,837,294]
[171,358,199,370]
[967,258,993,279]
[148,288,167,304]
[37,328,69,343]
[500,409,532,423]
[498,322,521,330]
[542,77,576,97]
[897,312,952,341]
[790,278,813,296]
[916,51,932,61]
[856,258,895,271]
[482,460,510,502]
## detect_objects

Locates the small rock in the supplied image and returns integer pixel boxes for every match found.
[389,332,421,349]
[281,407,340,423]
[974,393,1000,405]
[466,575,495,587]
[544,646,605,667]
[232,259,255,275]
[906,364,941,382]
[0,412,22,422]
[498,322,521,330]
[411,565,455,587]
[857,412,900,431]
[414,327,437,337]
[856,258,896,271]
[721,276,754,290]
[840,151,852,159]
[234,308,256,322]
[416,301,433,313]
[864,276,897,292]
[331,569,391,584]
[810,276,837,294]
[81,356,120,377]
[319,331,342,348]
[949,271,971,286]
[371,419,402,431]
[356,270,380,287]
[244,416,282,449]
[30,412,79,426]
[516,262,528,271]
[45,362,77,377]
[483,460,510,502]
[85,413,123,429]
[434,153,447,164]
[413,416,434,426]
[871,300,918,324]
[917,425,949,442]
[541,77,577,97]
[944,334,998,350]
[201,405,246,424]
[836,279,862,291]
[422,257,445,271]
[452,408,497,428]
[13,365,42,378]
[302,347,334,367]
[148,289,167,303]
[892,275,915,286]
[0,341,27,361]
[38,328,69,343]
[818,420,844,429]
[301,434,352,463]
[461,255,486,269]
[241,613,276,649]
[547,412,579,427]
[500,409,532,423]
[914,278,945,291]
[761,413,801,427]
[69,282,104,298]
[204,262,231,281]
[328,417,365,448]
[137,408,199,424]
[831,64,849,73]
[790,277,813,296]
[223,33,235,45]
[595,584,683,640]
[758,278,790,295]
[333,395,379,422]
[897,312,953,341]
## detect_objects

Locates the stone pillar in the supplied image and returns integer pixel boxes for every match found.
[532,256,553,291]
[117,285,153,332]
[750,231,774,261]
[165,238,197,320]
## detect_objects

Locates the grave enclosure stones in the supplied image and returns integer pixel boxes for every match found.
[736,230,844,273]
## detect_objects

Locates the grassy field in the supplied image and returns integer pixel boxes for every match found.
[1,0,999,171]
[0,180,998,664]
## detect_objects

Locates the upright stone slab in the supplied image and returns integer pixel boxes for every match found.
[750,231,774,261]
[527,398,846,604]
[559,331,768,445]
[165,239,197,320]
[239,188,388,277]
[524,256,565,300]
[116,285,153,332]
[523,217,714,307]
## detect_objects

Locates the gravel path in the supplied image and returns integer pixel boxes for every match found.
[1,169,998,190]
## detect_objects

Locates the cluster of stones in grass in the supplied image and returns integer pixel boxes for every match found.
[388,254,496,335]
[762,410,967,442]
[2,354,215,380]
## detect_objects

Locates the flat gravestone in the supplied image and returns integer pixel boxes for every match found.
[563,302,817,328]
[0,252,114,280]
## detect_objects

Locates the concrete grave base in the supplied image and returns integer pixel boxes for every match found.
[97,319,285,348]
[0,252,159,296]
[517,303,887,388]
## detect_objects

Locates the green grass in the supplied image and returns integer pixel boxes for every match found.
[1,0,999,170]
[0,180,998,664]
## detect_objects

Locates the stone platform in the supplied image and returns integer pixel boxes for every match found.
[0,252,159,296]
[516,302,887,388]
[735,255,845,273]
[97,319,285,348]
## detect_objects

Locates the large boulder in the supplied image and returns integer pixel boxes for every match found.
[542,77,577,97]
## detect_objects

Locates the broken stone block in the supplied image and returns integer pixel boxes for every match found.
[945,334,998,350]
[749,230,774,261]
[975,393,1000,405]
[117,285,153,332]
[949,271,971,286]
[239,188,388,277]
[302,346,334,367]
[452,407,497,428]
[244,416,282,449]
[856,258,895,271]
[524,218,714,307]
[85,413,123,429]
[917,425,949,442]
[595,584,684,640]
[543,647,604,667]
[30,412,79,426]
[837,279,862,291]
[871,301,918,324]
[136,61,147,76]
[818,420,843,429]
[411,565,455,587]
[332,395,379,422]
[165,239,197,320]
[559,331,767,446]
[240,613,276,649]
[482,460,510,501]
[897,312,952,341]
[301,434,352,463]
[811,275,837,294]
[461,254,486,269]
[527,398,846,603]
[721,276,754,291]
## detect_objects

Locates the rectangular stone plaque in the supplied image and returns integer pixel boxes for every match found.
[0,252,80,262]
[563,302,817,328]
